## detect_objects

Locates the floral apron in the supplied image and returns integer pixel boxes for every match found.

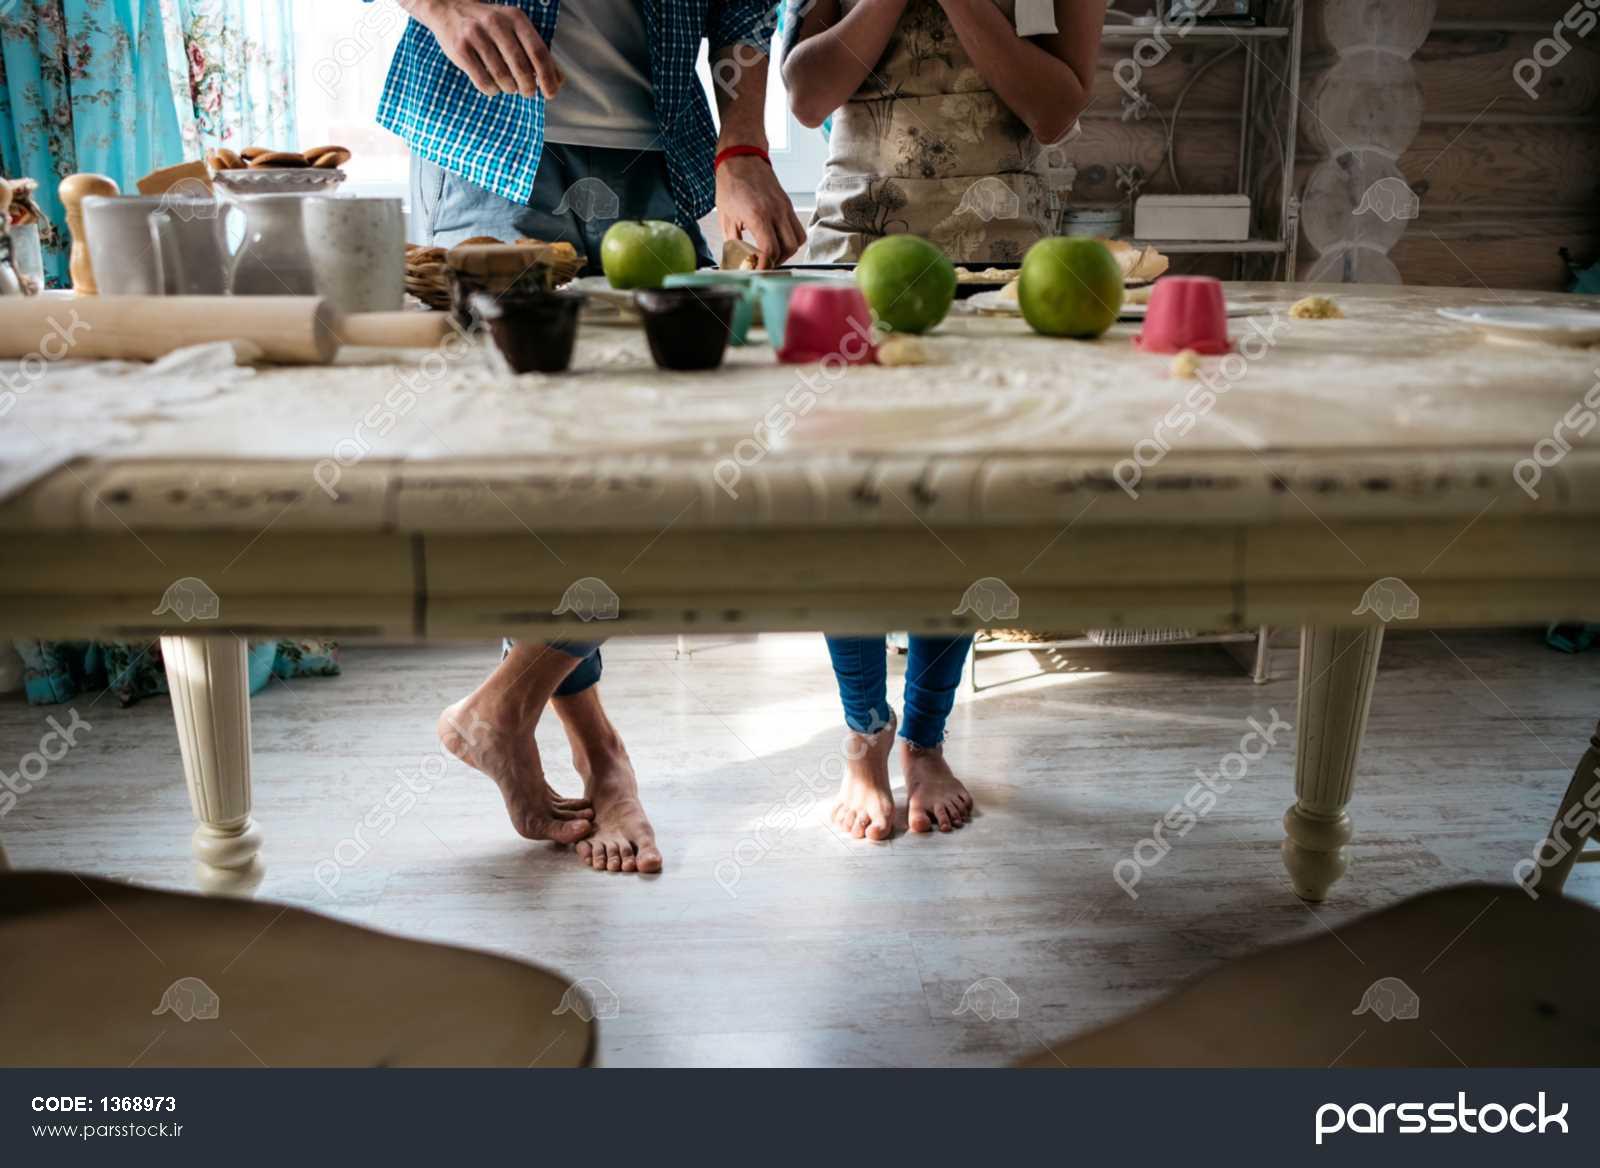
[803,0,1072,264]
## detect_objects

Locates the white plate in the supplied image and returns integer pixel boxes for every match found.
[1437,306,1600,346]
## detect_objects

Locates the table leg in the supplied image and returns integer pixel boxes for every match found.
[1528,718,1600,900]
[161,634,261,874]
[1282,625,1383,901]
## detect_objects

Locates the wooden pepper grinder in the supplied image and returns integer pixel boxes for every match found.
[58,173,120,295]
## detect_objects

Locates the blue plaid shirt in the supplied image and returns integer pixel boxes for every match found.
[374,1,777,222]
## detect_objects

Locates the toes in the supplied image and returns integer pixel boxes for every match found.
[839,809,857,835]
[831,802,847,827]
[591,842,610,871]
[620,854,638,873]
[908,806,933,833]
[850,814,868,839]
[636,842,663,873]
[607,847,623,872]
[865,814,892,841]
[553,804,595,820]
[553,796,593,811]
[576,840,593,861]
[933,804,953,832]
[531,817,593,844]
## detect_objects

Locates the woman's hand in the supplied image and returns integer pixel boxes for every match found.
[402,0,564,99]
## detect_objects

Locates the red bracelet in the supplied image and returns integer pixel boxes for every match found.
[715,145,771,171]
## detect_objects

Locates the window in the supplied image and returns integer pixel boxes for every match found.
[292,3,827,207]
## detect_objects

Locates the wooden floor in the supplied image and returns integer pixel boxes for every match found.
[2,630,1596,1067]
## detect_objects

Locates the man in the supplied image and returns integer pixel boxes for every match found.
[383,0,805,874]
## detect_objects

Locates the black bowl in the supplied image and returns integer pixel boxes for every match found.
[471,290,586,374]
[633,286,741,371]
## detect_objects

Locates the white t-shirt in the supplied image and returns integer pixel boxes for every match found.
[543,1,659,150]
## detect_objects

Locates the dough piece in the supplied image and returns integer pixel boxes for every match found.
[1101,239,1170,282]
[1290,295,1344,320]
[876,334,932,366]
[721,238,760,271]
[1170,349,1201,379]
[207,148,245,172]
[140,160,213,195]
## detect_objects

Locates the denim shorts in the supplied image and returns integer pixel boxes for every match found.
[410,144,712,272]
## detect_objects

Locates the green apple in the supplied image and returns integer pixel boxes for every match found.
[601,219,698,289]
[855,234,956,334]
[1016,237,1124,338]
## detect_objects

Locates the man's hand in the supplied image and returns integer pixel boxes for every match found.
[403,0,564,99]
[716,156,806,268]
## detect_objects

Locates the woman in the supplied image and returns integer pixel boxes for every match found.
[783,0,1102,262]
[783,0,1100,839]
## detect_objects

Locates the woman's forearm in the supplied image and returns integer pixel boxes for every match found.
[783,0,909,128]
[937,0,1098,143]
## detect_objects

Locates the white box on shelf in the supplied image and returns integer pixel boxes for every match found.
[1134,195,1252,242]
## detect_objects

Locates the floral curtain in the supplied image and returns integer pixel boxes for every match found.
[0,0,296,286]
[2,2,326,705]
[158,0,295,158]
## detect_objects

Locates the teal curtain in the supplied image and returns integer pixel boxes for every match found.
[16,638,341,707]
[0,0,295,285]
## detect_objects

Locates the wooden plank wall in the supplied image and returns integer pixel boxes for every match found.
[1389,0,1599,289]
[1065,1,1598,289]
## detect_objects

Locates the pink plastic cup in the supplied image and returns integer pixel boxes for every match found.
[777,284,878,366]
[1133,275,1232,355]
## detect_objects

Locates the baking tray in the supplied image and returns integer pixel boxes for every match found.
[780,261,1021,299]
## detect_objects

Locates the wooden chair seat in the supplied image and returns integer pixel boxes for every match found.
[0,872,594,1068]
[1022,885,1600,1067]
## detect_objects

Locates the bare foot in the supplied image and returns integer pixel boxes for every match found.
[438,698,593,844]
[556,689,663,874]
[902,742,974,833]
[832,713,896,841]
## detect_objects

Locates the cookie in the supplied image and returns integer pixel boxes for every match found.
[207,148,245,172]
[240,146,270,161]
[249,151,309,169]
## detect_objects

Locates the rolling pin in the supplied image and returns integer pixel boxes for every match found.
[58,173,121,295]
[0,296,453,365]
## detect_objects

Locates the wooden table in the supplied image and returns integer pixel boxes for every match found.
[4,282,1597,899]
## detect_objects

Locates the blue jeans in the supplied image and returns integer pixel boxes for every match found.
[410,144,712,269]
[502,638,604,698]
[824,635,974,749]
[436,142,712,689]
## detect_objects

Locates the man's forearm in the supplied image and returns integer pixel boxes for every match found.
[711,48,771,150]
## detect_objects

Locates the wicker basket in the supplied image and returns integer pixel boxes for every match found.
[405,238,583,311]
